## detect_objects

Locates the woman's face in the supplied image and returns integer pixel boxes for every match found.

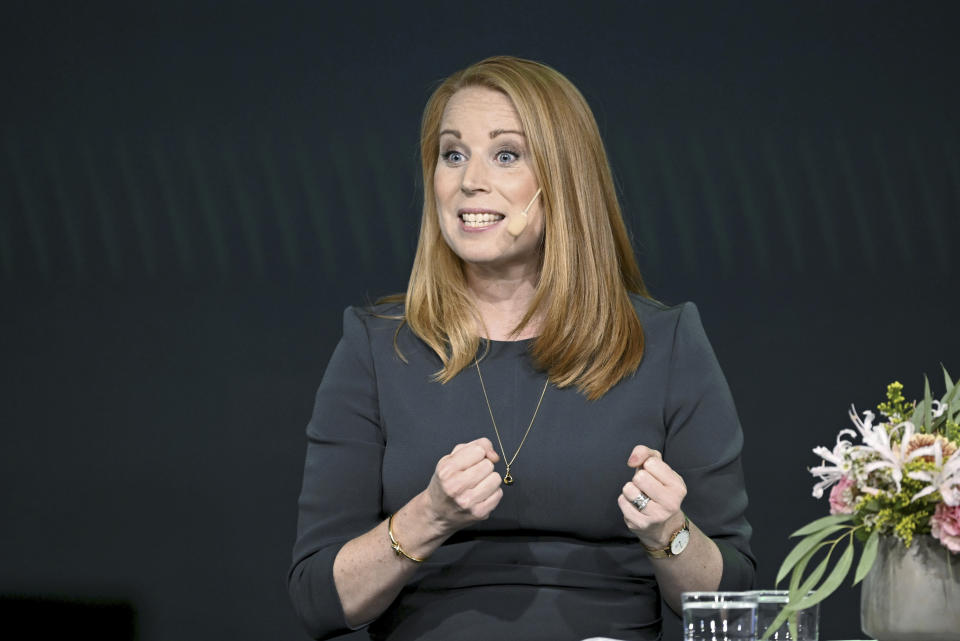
[434,86,543,275]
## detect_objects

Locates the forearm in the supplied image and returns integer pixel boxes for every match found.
[649,520,723,615]
[332,491,450,627]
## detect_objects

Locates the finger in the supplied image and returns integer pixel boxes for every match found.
[452,438,491,455]
[630,466,667,499]
[456,469,503,511]
[627,445,662,468]
[639,456,685,489]
[438,444,489,484]
[618,493,672,528]
[621,481,647,503]
[449,441,493,468]
[448,457,497,496]
[629,469,685,515]
[474,437,500,462]
[618,494,652,528]
[629,467,685,514]
[620,481,667,517]
[472,469,505,500]
[471,484,504,519]
[453,438,500,461]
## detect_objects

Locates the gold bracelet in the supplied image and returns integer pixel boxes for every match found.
[387,513,426,563]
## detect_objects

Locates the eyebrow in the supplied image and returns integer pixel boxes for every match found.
[437,128,526,139]
[489,129,525,139]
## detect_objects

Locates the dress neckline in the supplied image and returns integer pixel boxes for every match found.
[483,336,536,344]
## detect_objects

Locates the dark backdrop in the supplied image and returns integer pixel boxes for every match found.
[2,2,958,640]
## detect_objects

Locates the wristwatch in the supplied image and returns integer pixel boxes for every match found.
[644,516,690,558]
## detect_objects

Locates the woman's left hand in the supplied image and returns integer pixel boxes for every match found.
[617,445,687,550]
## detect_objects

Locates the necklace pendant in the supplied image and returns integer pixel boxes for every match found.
[503,472,514,485]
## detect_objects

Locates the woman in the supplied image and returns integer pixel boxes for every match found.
[289,56,754,641]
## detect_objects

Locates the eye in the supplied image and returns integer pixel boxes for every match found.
[496,150,519,164]
[441,150,465,165]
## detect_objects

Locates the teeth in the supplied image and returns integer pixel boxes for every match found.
[461,212,504,227]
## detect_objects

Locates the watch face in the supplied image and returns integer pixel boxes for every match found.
[671,528,690,555]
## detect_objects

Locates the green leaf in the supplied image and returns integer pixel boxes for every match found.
[760,607,790,640]
[788,611,799,641]
[791,546,832,599]
[790,513,853,537]
[787,537,855,611]
[788,544,821,593]
[940,366,959,421]
[760,594,805,641]
[911,389,927,430]
[775,525,848,585]
[923,375,934,430]
[853,530,880,585]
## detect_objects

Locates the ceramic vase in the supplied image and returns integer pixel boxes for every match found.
[860,535,960,641]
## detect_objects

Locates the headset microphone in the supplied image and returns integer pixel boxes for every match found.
[506,188,542,238]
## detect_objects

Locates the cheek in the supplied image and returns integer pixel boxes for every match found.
[433,170,457,208]
[528,206,546,237]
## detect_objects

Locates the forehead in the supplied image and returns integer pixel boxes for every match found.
[440,86,523,131]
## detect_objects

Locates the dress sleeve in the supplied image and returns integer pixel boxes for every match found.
[288,307,385,639]
[662,302,756,591]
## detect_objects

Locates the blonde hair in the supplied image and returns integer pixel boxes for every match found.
[401,55,648,400]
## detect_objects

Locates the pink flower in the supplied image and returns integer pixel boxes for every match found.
[930,503,960,553]
[828,476,857,515]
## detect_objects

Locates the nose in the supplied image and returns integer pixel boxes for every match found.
[460,158,489,194]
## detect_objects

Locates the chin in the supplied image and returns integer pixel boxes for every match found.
[444,237,505,263]
[456,251,507,267]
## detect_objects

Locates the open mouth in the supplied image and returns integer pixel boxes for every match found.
[459,211,505,229]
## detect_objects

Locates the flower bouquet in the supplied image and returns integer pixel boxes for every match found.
[763,368,960,640]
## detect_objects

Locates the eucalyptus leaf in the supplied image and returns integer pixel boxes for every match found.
[790,513,853,537]
[758,609,803,641]
[940,367,959,419]
[788,611,799,641]
[911,389,927,430]
[853,530,879,585]
[767,539,838,640]
[776,525,847,585]
[788,544,824,594]
[940,364,957,403]
[791,545,833,600]
[760,606,790,641]
[787,537,855,611]
[953,389,960,424]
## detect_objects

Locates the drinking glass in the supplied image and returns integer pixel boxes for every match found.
[682,591,758,641]
[751,590,819,640]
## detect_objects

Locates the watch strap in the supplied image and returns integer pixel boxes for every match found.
[643,515,689,558]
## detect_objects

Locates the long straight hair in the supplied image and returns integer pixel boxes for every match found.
[402,56,648,400]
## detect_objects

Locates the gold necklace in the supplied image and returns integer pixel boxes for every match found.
[474,356,549,485]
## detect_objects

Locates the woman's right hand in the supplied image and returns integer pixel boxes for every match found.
[330,438,504,627]
[425,437,504,535]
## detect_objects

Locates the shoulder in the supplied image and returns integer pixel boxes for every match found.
[341,301,404,343]
[340,300,433,368]
[347,300,404,325]
[629,293,703,337]
[629,294,716,368]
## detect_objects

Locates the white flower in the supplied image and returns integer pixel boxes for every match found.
[931,400,947,419]
[909,447,960,506]
[810,428,858,498]
[848,406,910,493]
